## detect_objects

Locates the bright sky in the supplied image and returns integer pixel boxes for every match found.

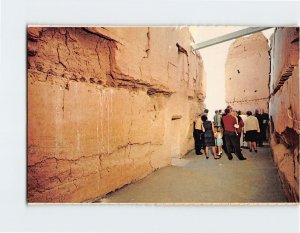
[189,26,274,120]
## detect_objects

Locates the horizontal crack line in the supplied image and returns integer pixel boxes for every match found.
[226,96,269,104]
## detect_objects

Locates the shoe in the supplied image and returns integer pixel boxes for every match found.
[255,149,257,153]
[214,156,221,160]
[239,157,247,160]
[206,156,209,159]
[228,156,233,160]
[249,149,252,152]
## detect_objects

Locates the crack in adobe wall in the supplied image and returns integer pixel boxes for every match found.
[226,96,270,104]
[107,72,173,96]
[82,27,120,44]
[63,30,71,55]
[127,96,134,144]
[56,44,67,70]
[138,27,151,83]
[176,43,190,86]
[95,38,102,70]
[176,43,188,56]
[145,27,150,58]
[271,64,297,96]
[28,140,155,168]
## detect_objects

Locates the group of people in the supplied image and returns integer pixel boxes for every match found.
[193,106,269,160]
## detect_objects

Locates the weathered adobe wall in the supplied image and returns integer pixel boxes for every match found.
[225,32,270,113]
[27,27,205,202]
[269,27,299,202]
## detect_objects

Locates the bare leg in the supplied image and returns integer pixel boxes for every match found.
[218,146,222,154]
[212,146,219,159]
[205,147,209,158]
[248,141,252,151]
[253,141,257,151]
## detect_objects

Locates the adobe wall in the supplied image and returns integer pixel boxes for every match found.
[225,32,270,113]
[27,27,206,202]
[269,27,299,202]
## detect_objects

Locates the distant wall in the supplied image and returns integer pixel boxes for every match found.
[27,27,206,202]
[225,32,270,113]
[269,27,299,202]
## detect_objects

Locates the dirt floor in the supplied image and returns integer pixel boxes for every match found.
[95,145,287,204]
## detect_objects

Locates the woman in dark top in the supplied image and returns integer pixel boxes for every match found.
[201,115,220,159]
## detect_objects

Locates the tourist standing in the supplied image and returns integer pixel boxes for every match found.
[221,108,228,154]
[222,108,247,160]
[255,109,264,147]
[239,111,248,148]
[215,127,223,156]
[244,111,260,153]
[233,111,245,143]
[200,108,209,149]
[261,109,269,145]
[201,115,220,159]
[213,110,222,127]
[193,113,203,155]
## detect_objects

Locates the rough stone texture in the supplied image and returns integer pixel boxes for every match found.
[27,27,205,202]
[269,27,299,202]
[225,32,270,113]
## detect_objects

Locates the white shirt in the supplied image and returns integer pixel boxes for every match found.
[244,115,260,132]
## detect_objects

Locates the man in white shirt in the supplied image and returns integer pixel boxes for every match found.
[193,113,203,155]
[239,111,248,148]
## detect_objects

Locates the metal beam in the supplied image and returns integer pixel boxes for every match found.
[192,27,272,50]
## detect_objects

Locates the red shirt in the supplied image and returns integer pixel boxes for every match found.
[222,114,237,132]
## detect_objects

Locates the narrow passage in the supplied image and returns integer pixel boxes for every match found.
[96,145,286,203]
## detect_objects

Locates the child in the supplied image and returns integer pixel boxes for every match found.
[215,127,223,156]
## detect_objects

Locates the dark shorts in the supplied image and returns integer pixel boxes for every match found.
[245,130,258,142]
